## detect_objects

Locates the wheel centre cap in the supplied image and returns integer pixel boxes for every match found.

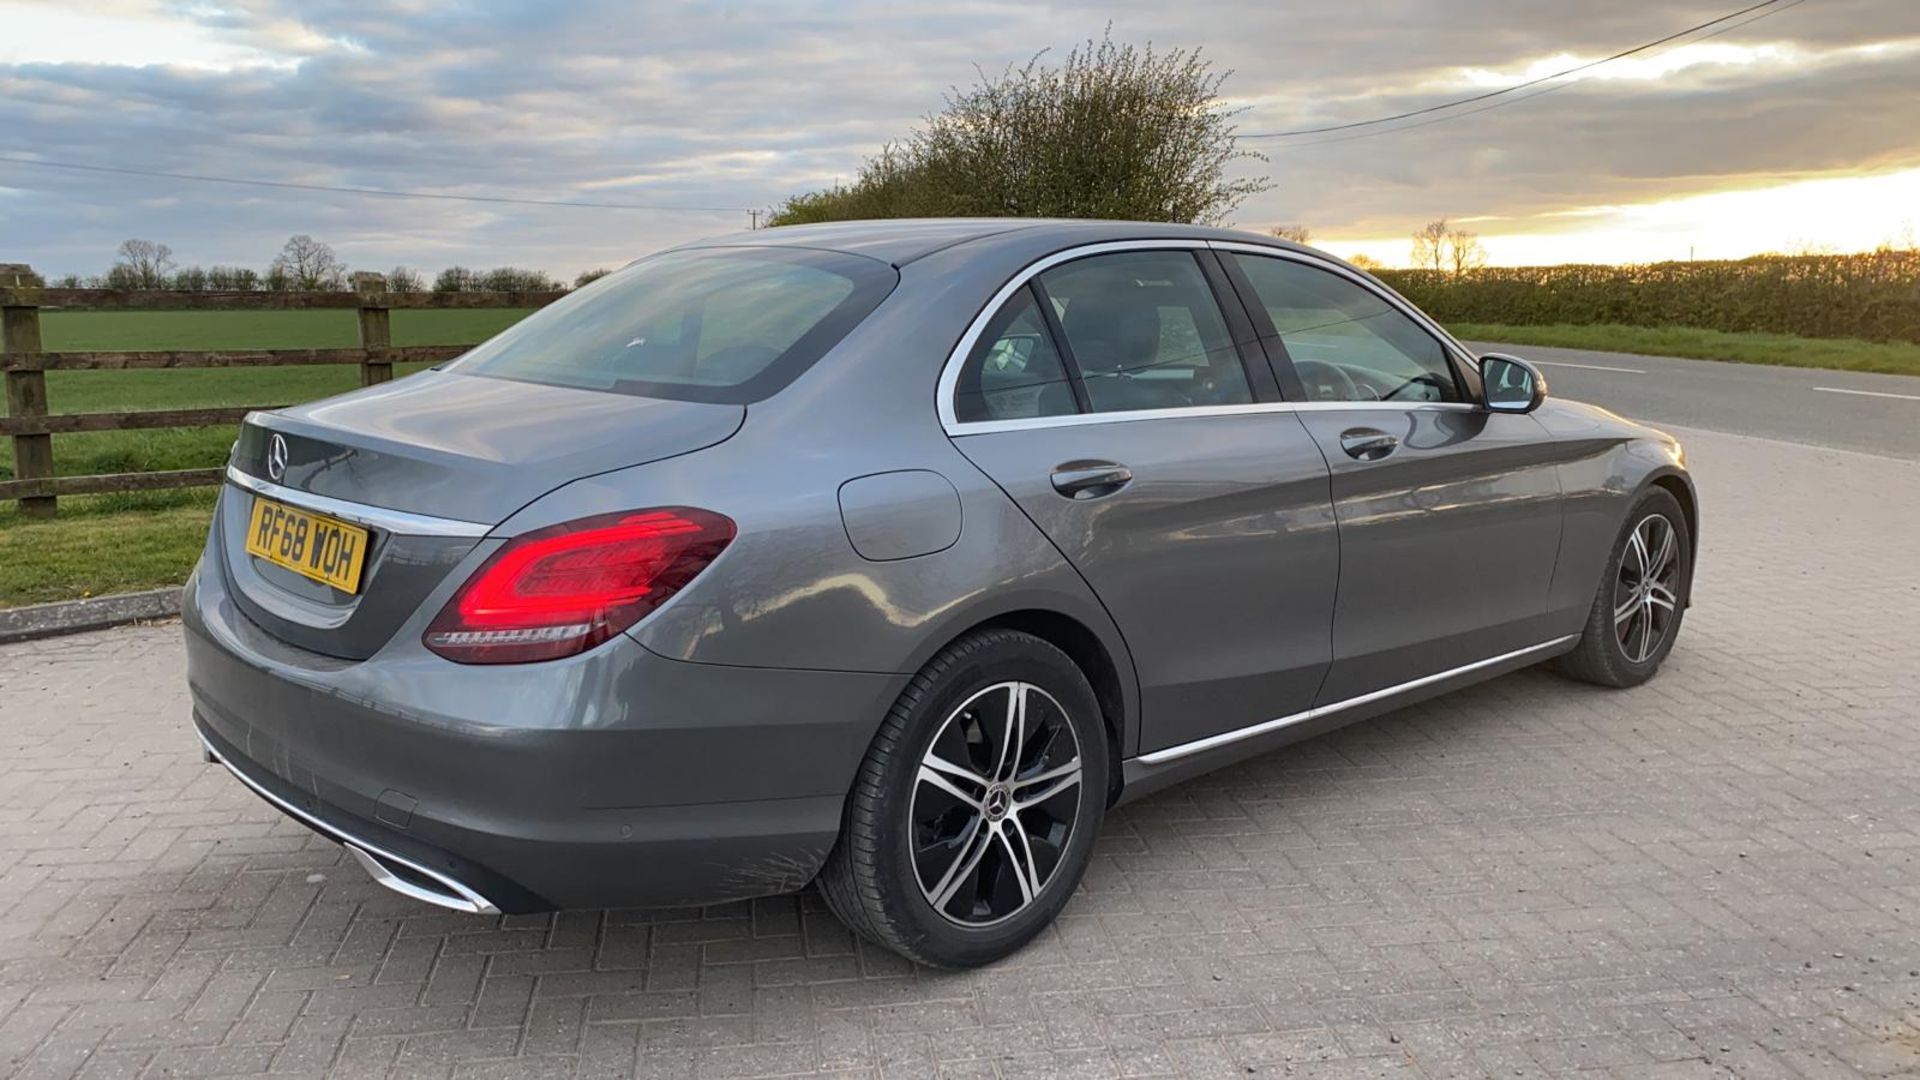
[984,785,1011,820]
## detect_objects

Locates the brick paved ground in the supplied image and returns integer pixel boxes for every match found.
[2,424,1918,1079]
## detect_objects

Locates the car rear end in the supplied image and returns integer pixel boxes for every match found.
[185,244,905,911]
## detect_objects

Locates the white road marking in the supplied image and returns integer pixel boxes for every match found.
[1813,386,1920,402]
[1533,360,1646,374]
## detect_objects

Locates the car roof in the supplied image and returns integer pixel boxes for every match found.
[676,217,1309,267]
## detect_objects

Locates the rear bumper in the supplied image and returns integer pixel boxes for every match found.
[183,559,907,912]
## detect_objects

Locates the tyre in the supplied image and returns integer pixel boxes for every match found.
[817,629,1109,968]
[1556,487,1691,688]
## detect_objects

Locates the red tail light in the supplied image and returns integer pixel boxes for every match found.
[424,507,734,664]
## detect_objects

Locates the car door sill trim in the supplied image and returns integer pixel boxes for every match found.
[1134,635,1578,765]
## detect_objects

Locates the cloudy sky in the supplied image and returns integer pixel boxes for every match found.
[3,0,1917,280]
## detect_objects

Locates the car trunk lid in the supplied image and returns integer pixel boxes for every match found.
[218,370,744,660]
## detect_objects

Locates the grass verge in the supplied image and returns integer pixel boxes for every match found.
[1449,323,1920,376]
[0,491,215,608]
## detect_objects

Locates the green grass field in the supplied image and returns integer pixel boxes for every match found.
[1,312,1913,607]
[0,309,532,607]
[1451,323,1920,376]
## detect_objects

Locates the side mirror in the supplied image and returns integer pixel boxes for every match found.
[1479,353,1547,413]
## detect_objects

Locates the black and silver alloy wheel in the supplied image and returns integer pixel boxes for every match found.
[818,629,1109,968]
[1614,513,1682,663]
[912,681,1083,927]
[1558,486,1691,688]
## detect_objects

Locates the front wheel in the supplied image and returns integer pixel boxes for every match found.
[1557,487,1692,688]
[817,629,1108,968]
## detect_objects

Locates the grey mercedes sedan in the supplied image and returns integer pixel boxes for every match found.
[186,219,1695,967]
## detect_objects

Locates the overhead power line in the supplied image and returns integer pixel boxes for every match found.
[1268,0,1808,152]
[0,154,756,214]
[1243,0,1792,140]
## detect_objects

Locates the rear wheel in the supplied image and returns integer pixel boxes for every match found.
[818,629,1108,968]
[1557,487,1691,687]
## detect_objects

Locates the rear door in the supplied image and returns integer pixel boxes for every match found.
[944,243,1339,755]
[1219,246,1565,703]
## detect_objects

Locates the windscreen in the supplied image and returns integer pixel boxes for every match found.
[448,247,897,403]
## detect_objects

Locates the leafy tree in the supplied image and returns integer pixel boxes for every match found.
[53,273,84,289]
[769,32,1271,226]
[387,266,426,293]
[478,266,562,292]
[206,266,260,291]
[171,266,210,291]
[575,268,613,288]
[1346,253,1385,271]
[433,266,478,293]
[114,239,175,289]
[1271,225,1312,244]
[270,234,346,291]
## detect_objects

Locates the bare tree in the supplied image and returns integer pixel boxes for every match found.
[1410,220,1450,272]
[1271,225,1312,244]
[574,268,613,288]
[114,239,175,289]
[1446,227,1487,274]
[1346,253,1385,271]
[387,266,426,292]
[270,235,346,291]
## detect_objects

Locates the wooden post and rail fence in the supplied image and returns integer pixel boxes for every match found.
[0,263,564,519]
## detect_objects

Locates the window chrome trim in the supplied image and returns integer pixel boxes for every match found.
[199,732,501,915]
[937,238,1484,436]
[225,466,492,539]
[949,399,1475,437]
[1134,635,1578,766]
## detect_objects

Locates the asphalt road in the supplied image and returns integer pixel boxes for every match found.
[1466,341,1920,460]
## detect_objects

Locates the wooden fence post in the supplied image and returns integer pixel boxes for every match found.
[356,275,392,386]
[1,264,54,518]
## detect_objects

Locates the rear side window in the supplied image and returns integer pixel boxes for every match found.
[953,287,1078,423]
[1038,250,1252,414]
[449,248,896,403]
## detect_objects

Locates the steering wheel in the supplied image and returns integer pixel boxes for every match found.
[1380,372,1447,402]
[1292,359,1360,402]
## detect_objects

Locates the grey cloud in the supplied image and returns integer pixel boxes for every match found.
[2,0,1916,277]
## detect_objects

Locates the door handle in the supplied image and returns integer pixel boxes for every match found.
[1050,462,1133,499]
[1339,428,1399,461]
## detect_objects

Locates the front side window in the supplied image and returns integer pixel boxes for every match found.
[450,247,896,403]
[1037,250,1253,414]
[1230,253,1461,403]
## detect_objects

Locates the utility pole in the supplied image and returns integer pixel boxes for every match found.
[749,209,760,230]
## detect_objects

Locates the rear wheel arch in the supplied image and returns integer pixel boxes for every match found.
[909,607,1134,805]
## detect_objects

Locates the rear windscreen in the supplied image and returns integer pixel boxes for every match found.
[448,247,897,403]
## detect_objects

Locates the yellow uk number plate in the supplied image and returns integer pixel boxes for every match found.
[244,497,369,593]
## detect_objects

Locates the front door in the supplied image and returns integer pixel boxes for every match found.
[945,247,1339,754]
[1221,248,1565,703]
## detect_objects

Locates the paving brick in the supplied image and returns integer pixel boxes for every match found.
[2,426,1918,1078]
